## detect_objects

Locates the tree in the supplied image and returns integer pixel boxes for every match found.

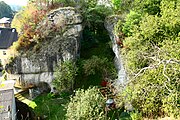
[0,1,13,18]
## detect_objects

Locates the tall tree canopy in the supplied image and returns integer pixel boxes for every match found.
[0,1,13,18]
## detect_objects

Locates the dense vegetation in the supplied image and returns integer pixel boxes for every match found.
[9,0,180,119]
[0,1,13,18]
[114,0,180,118]
[53,60,78,92]
[33,93,68,120]
[66,87,105,120]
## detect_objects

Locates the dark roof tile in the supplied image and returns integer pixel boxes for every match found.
[0,28,18,49]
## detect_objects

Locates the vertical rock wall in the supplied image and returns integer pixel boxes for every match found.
[105,16,127,90]
[5,7,83,88]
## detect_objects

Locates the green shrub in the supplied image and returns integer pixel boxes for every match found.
[133,0,161,15]
[130,111,142,120]
[53,60,78,92]
[122,11,141,36]
[111,0,134,13]
[83,56,117,79]
[111,0,122,11]
[66,87,105,120]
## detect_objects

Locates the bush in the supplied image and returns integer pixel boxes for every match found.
[83,56,117,79]
[111,0,134,13]
[122,11,141,36]
[133,0,161,15]
[66,87,105,120]
[53,60,78,92]
[111,0,122,11]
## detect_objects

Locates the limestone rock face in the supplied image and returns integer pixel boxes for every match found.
[5,7,83,88]
[104,16,127,89]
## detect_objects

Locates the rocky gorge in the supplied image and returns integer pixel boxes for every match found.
[5,7,126,92]
[2,0,178,119]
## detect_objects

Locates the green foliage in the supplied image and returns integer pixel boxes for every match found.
[84,5,112,29]
[33,93,68,120]
[111,0,122,10]
[111,0,134,14]
[53,60,78,92]
[77,0,98,9]
[78,2,115,89]
[112,0,162,15]
[75,55,116,89]
[83,56,117,79]
[81,4,113,61]
[47,92,56,99]
[0,1,13,18]
[133,0,162,15]
[115,0,180,118]
[82,5,112,41]
[130,111,142,120]
[122,11,141,36]
[114,19,124,35]
[79,0,112,38]
[77,40,115,89]
[86,0,98,8]
[66,87,105,120]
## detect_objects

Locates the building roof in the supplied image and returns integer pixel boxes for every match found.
[0,17,12,24]
[0,28,18,49]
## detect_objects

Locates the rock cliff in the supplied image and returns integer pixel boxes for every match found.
[5,7,83,88]
[105,16,127,90]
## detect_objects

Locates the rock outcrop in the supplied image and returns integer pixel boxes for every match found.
[5,7,83,88]
[105,16,127,90]
[105,16,134,111]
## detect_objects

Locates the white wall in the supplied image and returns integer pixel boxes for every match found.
[0,49,12,66]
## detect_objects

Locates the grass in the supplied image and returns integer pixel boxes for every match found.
[33,93,69,120]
